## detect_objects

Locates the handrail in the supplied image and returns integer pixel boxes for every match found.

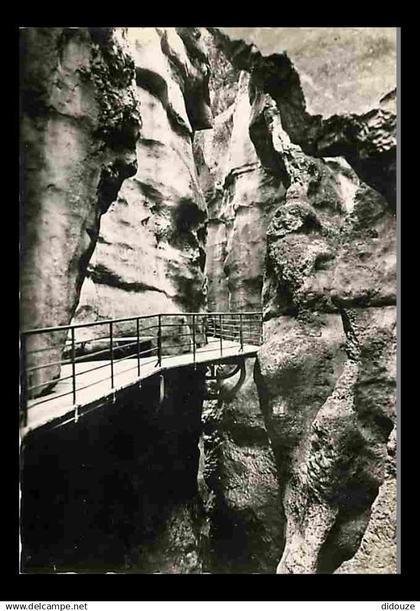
[20,311,263,336]
[19,311,263,424]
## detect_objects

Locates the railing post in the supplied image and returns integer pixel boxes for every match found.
[239,313,243,351]
[260,313,263,345]
[219,314,223,356]
[203,314,207,343]
[20,334,28,427]
[157,314,162,367]
[71,326,77,405]
[192,314,196,366]
[110,321,114,389]
[136,317,141,378]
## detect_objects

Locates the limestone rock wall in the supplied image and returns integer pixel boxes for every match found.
[201,359,284,573]
[209,28,396,207]
[218,28,396,118]
[20,27,141,393]
[20,27,215,574]
[195,71,284,313]
[199,28,397,574]
[21,27,214,391]
[251,83,397,574]
[193,70,286,572]
[335,426,397,574]
[74,28,213,342]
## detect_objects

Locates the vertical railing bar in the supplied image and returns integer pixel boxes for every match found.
[157,314,162,367]
[192,314,196,365]
[20,335,28,427]
[71,327,77,405]
[110,321,114,389]
[19,312,264,420]
[203,314,207,344]
[136,317,141,378]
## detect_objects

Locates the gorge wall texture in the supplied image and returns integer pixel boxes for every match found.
[195,70,285,313]
[20,27,141,391]
[20,27,213,388]
[20,27,397,574]
[74,28,213,338]
[204,29,397,573]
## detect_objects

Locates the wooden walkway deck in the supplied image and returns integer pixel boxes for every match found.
[21,339,258,439]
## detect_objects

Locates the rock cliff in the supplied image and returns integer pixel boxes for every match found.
[202,28,397,574]
[74,28,213,339]
[195,70,284,312]
[201,358,284,573]
[20,27,141,392]
[20,27,214,390]
[210,27,396,207]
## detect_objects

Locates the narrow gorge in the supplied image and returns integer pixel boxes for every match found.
[19,27,397,574]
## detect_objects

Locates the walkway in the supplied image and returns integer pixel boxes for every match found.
[20,312,263,438]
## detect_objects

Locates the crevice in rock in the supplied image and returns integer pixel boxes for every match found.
[97,159,138,214]
[87,263,171,296]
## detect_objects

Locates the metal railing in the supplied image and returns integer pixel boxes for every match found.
[19,311,263,425]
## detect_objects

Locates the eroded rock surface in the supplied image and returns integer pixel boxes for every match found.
[20,27,140,392]
[219,28,396,118]
[74,28,213,342]
[255,118,396,574]
[195,71,284,312]
[335,427,397,573]
[202,359,284,573]
[208,28,396,207]
[198,28,396,574]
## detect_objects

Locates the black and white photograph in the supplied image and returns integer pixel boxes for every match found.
[18,26,398,578]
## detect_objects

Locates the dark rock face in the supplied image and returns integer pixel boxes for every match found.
[202,359,284,573]
[255,112,396,573]
[20,28,140,393]
[335,425,397,573]
[257,305,395,573]
[19,27,213,575]
[193,67,287,572]
[254,117,396,573]
[21,368,207,573]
